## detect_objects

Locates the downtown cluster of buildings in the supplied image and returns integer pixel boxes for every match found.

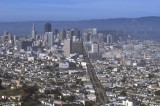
[0,23,112,106]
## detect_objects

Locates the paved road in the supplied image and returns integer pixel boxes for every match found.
[83,48,108,105]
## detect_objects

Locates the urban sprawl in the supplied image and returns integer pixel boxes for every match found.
[0,23,160,106]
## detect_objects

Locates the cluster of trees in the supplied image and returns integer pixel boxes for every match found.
[154,90,160,96]
[148,73,154,79]
[0,79,4,90]
[21,84,40,106]
[61,95,76,102]
[22,84,38,94]
[120,90,127,96]
[85,101,94,106]
[121,76,127,83]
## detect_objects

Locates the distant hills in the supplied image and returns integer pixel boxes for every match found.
[0,16,160,39]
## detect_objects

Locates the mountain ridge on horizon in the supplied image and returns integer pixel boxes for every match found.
[1,16,160,23]
[0,16,160,39]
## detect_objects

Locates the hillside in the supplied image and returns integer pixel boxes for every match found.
[0,16,160,39]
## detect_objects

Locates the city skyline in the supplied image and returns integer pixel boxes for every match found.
[0,0,160,22]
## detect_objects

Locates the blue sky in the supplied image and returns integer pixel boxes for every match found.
[0,0,160,21]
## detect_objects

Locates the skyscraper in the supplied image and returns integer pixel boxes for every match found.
[45,23,52,32]
[92,28,97,35]
[91,43,99,53]
[13,36,16,46]
[16,41,22,51]
[73,28,80,40]
[66,29,74,40]
[8,33,12,44]
[71,40,83,55]
[18,41,33,51]
[47,32,54,47]
[83,33,90,42]
[63,39,71,57]
[59,29,66,41]
[32,22,37,39]
[107,34,113,44]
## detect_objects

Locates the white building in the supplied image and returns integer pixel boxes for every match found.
[91,43,99,53]
[59,62,69,68]
[123,100,134,106]
[86,94,96,101]
[28,57,34,62]
[92,28,97,35]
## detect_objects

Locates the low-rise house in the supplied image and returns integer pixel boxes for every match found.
[59,62,69,69]
[86,94,96,101]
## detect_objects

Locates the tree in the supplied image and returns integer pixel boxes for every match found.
[148,73,154,79]
[108,66,113,70]
[0,79,4,90]
[154,90,160,96]
[85,101,94,106]
[61,96,66,102]
[60,57,65,61]
[154,69,160,72]
[67,95,75,102]
[51,88,61,95]
[22,100,40,106]
[122,76,127,83]
[120,90,127,96]
[22,84,38,94]
[54,94,60,100]
[140,103,146,106]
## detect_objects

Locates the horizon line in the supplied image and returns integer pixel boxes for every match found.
[0,16,159,23]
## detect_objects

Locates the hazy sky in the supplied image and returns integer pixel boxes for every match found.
[0,0,160,21]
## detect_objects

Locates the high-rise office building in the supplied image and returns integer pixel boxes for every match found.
[90,34,99,43]
[32,22,37,39]
[42,32,54,47]
[63,38,83,57]
[63,39,71,57]
[16,41,22,51]
[66,29,74,40]
[3,30,8,36]
[107,34,113,44]
[71,40,83,55]
[21,41,33,51]
[45,23,52,32]
[1,31,8,43]
[83,33,90,42]
[59,29,66,41]
[98,33,104,44]
[73,28,81,40]
[47,32,54,47]
[13,36,16,46]
[54,29,59,35]
[8,33,12,44]
[91,43,99,53]
[43,33,48,43]
[86,28,97,35]
[72,36,76,42]
[92,28,97,35]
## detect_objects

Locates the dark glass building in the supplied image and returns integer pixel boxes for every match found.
[71,40,83,55]
[22,41,33,50]
[45,23,52,32]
